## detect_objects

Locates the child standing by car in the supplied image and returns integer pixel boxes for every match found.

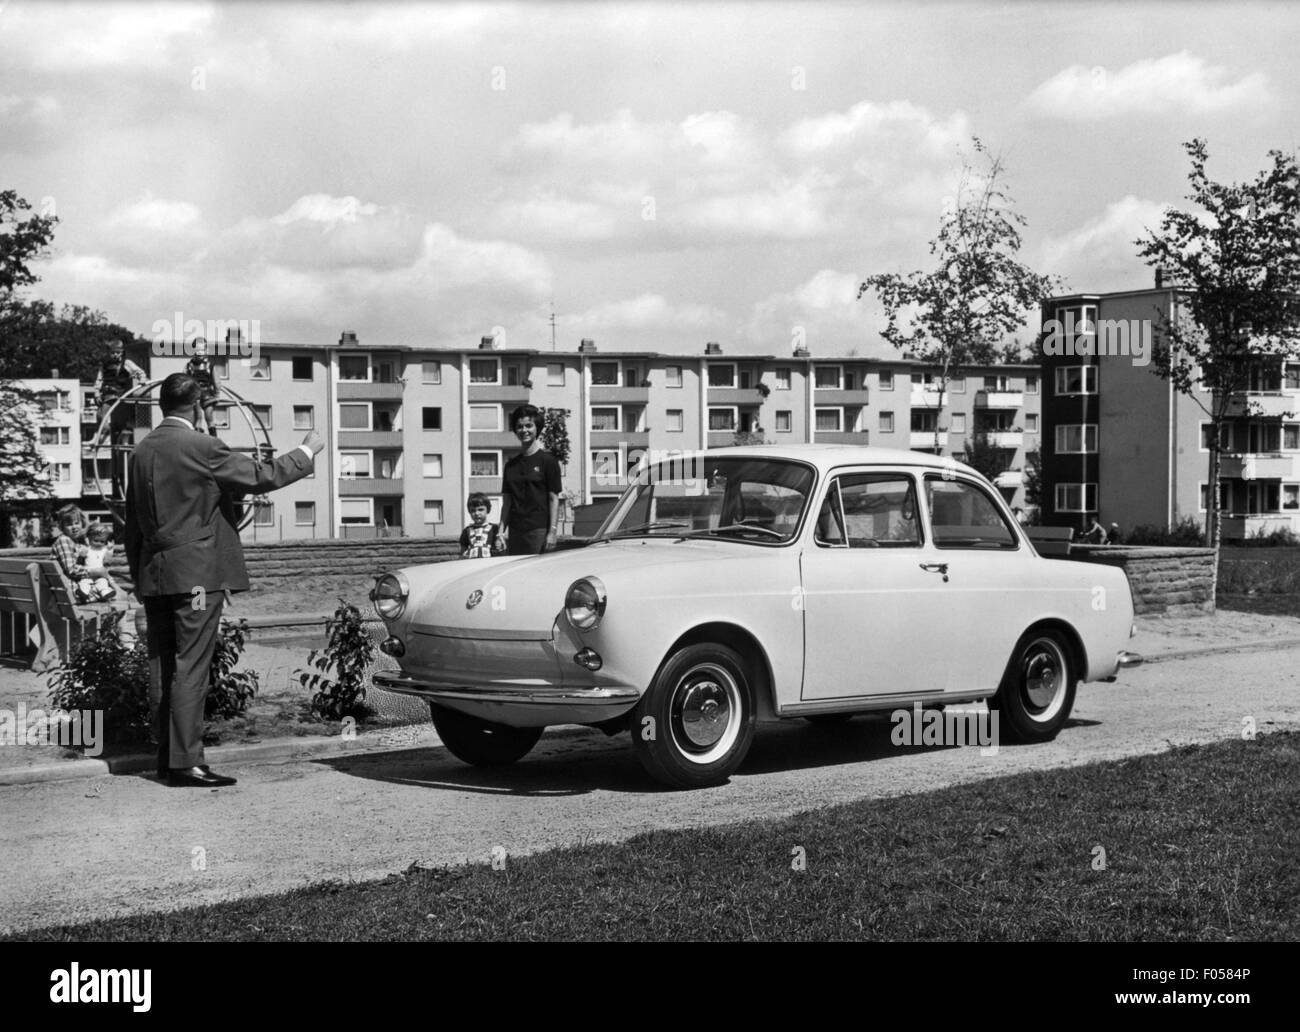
[459,493,501,558]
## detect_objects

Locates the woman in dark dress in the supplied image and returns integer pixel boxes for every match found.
[498,404,562,555]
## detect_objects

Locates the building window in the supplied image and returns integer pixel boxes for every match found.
[591,449,620,480]
[250,405,272,429]
[1283,484,1300,510]
[591,361,619,386]
[469,451,500,477]
[1055,366,1098,395]
[295,502,316,526]
[339,403,371,430]
[50,462,73,482]
[248,355,271,380]
[1199,482,1230,513]
[775,410,792,433]
[1026,414,1039,433]
[254,501,274,526]
[338,354,370,381]
[421,361,441,384]
[39,426,70,446]
[707,364,736,388]
[422,407,442,431]
[339,451,372,478]
[547,363,565,386]
[879,371,894,390]
[293,406,314,430]
[292,356,313,380]
[879,411,894,433]
[1285,425,1300,450]
[340,498,372,525]
[774,367,791,390]
[1199,422,1232,451]
[1026,375,1039,394]
[209,407,230,429]
[421,454,442,477]
[815,408,842,433]
[950,413,966,434]
[814,366,841,390]
[590,406,620,432]
[666,365,683,388]
[505,364,522,387]
[1055,483,1098,513]
[708,407,736,431]
[949,376,965,393]
[469,358,499,384]
[423,500,444,524]
[666,409,684,432]
[1055,424,1098,453]
[469,404,501,431]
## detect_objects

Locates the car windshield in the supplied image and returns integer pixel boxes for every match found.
[597,456,815,544]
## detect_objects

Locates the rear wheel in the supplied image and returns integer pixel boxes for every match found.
[630,643,756,789]
[430,705,543,766]
[991,629,1077,743]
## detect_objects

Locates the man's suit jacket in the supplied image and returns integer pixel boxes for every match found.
[125,419,313,597]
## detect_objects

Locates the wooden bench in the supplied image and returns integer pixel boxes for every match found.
[0,558,132,672]
[1027,526,1074,558]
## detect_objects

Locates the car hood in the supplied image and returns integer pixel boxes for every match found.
[392,539,766,639]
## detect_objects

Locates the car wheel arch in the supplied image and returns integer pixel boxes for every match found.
[660,622,776,721]
[1014,618,1088,682]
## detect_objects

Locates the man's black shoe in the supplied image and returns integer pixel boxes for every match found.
[166,766,237,787]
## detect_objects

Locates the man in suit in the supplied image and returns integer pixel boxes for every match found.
[125,373,323,787]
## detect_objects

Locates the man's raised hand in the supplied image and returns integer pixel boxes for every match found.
[301,430,325,456]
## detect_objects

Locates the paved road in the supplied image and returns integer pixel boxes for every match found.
[2,646,1297,935]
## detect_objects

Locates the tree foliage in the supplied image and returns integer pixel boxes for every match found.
[1135,138,1300,546]
[0,298,145,380]
[859,138,1061,452]
[541,407,571,465]
[0,380,54,542]
[962,430,1005,482]
[0,189,58,298]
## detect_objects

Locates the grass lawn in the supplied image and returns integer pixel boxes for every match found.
[14,732,1298,942]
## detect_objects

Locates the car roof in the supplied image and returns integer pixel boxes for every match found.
[660,444,974,475]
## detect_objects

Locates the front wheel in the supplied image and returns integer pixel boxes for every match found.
[630,643,756,789]
[430,705,543,766]
[991,629,1077,743]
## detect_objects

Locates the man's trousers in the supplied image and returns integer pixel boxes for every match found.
[143,592,226,770]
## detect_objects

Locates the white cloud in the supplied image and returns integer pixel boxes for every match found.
[5,2,216,71]
[1040,195,1167,290]
[1026,52,1271,120]
[566,293,725,334]
[106,196,202,233]
[747,269,888,355]
[271,195,380,227]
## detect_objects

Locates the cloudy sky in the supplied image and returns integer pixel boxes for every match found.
[2,1,1297,356]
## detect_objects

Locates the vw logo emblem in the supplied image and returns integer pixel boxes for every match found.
[466,589,484,609]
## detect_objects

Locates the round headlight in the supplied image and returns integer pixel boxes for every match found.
[372,572,409,621]
[565,576,607,630]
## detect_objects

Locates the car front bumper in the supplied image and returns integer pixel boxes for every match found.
[371,672,641,727]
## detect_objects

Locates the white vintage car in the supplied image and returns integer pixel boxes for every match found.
[371,446,1142,788]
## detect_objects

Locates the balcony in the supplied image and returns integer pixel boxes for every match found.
[466,430,521,449]
[1224,392,1296,419]
[707,431,744,449]
[589,430,649,449]
[815,431,871,445]
[337,430,403,448]
[909,388,948,408]
[708,387,765,406]
[1221,514,1300,540]
[814,389,870,406]
[467,384,532,403]
[993,469,1024,490]
[909,430,949,449]
[975,390,1024,409]
[590,384,650,404]
[338,477,404,496]
[589,474,633,495]
[1220,453,1298,481]
[983,430,1025,449]
[338,381,404,400]
[468,475,503,493]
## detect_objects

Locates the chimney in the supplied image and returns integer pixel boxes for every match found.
[579,338,597,353]
[339,331,358,346]
[792,347,810,359]
[704,341,722,355]
[480,335,496,350]
[51,368,60,378]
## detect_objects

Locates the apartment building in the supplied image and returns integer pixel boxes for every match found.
[1038,284,1300,539]
[16,377,83,501]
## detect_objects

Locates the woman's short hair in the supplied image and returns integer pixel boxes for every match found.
[510,404,543,431]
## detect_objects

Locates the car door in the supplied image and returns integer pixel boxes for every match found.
[920,472,1036,692]
[799,469,954,702]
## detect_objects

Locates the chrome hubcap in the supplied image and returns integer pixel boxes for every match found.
[1023,639,1066,714]
[669,663,742,763]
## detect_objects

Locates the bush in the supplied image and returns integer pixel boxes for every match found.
[46,613,260,747]
[48,614,152,743]
[1239,525,1300,547]
[205,618,260,719]
[1125,515,1206,546]
[297,599,376,721]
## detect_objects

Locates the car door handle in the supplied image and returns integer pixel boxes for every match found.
[919,562,949,582]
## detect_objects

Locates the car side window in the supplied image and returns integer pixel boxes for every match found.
[816,473,922,548]
[923,475,1019,549]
